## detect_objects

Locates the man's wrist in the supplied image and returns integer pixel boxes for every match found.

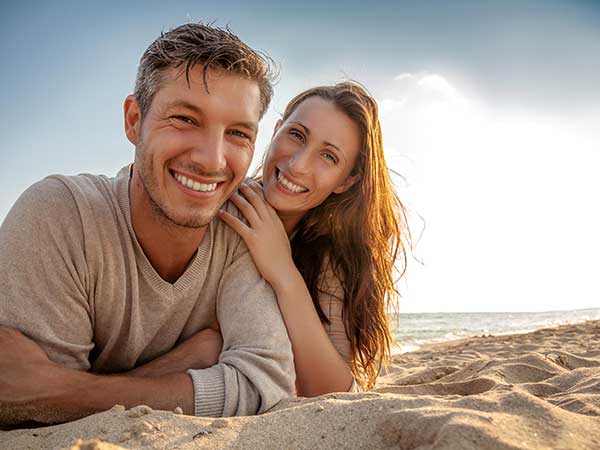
[27,366,195,424]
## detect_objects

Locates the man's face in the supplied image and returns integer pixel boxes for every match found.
[127,66,261,228]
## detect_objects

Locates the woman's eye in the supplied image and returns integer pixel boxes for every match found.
[322,152,338,164]
[289,129,305,142]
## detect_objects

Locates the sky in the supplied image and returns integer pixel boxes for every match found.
[1,1,599,313]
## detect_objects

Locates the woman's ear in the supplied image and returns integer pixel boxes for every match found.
[333,173,359,194]
[272,119,283,138]
[124,95,142,145]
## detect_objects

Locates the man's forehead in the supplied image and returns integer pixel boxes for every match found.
[161,65,248,92]
[153,66,261,122]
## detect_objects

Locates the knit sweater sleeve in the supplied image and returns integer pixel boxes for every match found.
[0,177,94,369]
[187,208,296,417]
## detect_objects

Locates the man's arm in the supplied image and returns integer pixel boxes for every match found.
[186,214,297,417]
[0,328,194,426]
[0,179,94,370]
[0,248,291,425]
[127,326,222,377]
[0,182,293,423]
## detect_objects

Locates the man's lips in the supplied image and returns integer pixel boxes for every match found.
[170,169,222,193]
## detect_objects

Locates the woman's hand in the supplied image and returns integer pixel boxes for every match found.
[219,181,298,290]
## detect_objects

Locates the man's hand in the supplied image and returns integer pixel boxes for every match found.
[128,326,223,377]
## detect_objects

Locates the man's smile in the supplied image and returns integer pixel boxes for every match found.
[171,170,219,193]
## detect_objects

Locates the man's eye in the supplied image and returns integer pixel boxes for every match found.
[171,115,194,125]
[229,130,250,140]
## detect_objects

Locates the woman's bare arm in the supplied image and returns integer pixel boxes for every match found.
[219,182,354,396]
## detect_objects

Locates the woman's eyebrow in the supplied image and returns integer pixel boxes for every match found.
[288,121,310,135]
[288,120,346,160]
[323,141,341,152]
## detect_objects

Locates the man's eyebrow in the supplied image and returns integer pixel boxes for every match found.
[164,99,204,115]
[163,100,258,134]
[232,121,258,134]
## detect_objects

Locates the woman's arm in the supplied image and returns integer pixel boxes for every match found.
[218,182,355,396]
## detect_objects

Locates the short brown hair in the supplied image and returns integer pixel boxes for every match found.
[134,23,277,119]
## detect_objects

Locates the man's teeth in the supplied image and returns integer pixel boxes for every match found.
[174,173,217,192]
[277,171,308,193]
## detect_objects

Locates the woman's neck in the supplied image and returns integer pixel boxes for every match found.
[278,212,304,236]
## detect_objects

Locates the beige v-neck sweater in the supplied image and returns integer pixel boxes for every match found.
[0,166,295,417]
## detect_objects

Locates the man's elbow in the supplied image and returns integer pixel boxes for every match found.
[217,350,296,417]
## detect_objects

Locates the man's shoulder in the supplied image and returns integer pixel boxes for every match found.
[44,172,114,202]
[207,199,253,265]
[6,171,120,232]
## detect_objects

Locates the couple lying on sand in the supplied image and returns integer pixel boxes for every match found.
[0,22,410,426]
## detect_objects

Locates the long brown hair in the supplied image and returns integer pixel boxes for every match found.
[279,81,411,390]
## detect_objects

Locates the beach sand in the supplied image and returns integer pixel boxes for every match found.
[2,320,599,450]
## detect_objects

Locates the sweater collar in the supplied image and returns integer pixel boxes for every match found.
[113,165,213,295]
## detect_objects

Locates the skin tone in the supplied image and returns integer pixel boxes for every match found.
[0,65,262,424]
[127,66,260,282]
[219,97,361,396]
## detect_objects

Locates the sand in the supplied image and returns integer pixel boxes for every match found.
[1,320,599,450]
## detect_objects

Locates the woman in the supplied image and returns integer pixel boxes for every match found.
[219,81,410,395]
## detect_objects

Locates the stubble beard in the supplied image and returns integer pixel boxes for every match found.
[135,145,218,230]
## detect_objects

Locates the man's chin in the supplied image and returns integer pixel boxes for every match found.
[147,198,212,229]
[165,212,214,229]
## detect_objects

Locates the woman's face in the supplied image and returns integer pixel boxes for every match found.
[262,96,361,225]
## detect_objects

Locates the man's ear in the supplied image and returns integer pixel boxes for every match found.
[272,119,283,139]
[333,173,359,194]
[124,95,142,145]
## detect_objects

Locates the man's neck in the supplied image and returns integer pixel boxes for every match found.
[129,173,206,284]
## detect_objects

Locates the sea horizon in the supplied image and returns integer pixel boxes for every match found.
[392,307,600,354]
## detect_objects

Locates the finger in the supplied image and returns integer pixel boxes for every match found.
[230,191,260,227]
[246,181,279,217]
[247,180,266,199]
[238,184,269,218]
[218,210,251,238]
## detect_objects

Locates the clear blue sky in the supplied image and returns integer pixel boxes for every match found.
[2,1,599,312]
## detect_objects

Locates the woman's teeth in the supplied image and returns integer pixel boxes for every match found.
[277,171,308,193]
[174,173,217,192]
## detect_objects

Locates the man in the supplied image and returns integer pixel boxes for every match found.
[0,23,295,426]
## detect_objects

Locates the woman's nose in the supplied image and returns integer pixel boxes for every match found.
[287,148,311,175]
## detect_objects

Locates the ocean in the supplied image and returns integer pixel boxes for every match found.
[391,307,600,353]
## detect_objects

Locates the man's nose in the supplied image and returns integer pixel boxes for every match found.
[190,130,227,174]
